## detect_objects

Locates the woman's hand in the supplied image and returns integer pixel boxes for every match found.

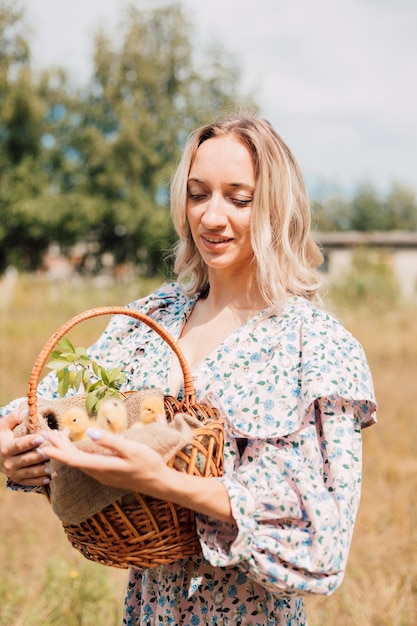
[41,428,234,523]
[40,428,171,497]
[0,408,51,487]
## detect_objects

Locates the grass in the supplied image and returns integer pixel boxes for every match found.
[305,303,417,626]
[1,273,416,625]
[0,274,159,626]
[0,273,161,404]
[0,488,125,625]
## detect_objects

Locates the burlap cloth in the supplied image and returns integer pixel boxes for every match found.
[14,390,205,525]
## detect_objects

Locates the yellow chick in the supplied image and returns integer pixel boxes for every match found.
[138,396,166,425]
[95,398,128,433]
[61,406,90,442]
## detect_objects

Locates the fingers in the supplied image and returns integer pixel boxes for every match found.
[0,406,37,461]
[1,433,51,487]
[39,427,168,493]
[0,406,50,486]
[40,430,110,470]
[40,428,139,475]
[85,427,131,456]
[1,431,45,461]
[0,406,26,432]
[6,461,52,488]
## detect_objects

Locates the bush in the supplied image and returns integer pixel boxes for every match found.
[329,248,401,311]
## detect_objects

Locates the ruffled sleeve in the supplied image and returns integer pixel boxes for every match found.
[208,297,376,440]
[194,297,376,596]
[197,397,367,596]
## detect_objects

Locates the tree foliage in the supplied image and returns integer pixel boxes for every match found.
[0,1,257,275]
[313,182,417,232]
[0,1,416,277]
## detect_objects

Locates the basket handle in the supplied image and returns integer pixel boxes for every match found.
[27,306,195,429]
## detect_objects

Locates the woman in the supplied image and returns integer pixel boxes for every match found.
[0,113,376,625]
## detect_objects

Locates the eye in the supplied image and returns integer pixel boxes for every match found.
[230,197,252,208]
[187,192,207,202]
[187,180,209,202]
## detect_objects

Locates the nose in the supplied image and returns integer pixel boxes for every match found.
[201,193,228,229]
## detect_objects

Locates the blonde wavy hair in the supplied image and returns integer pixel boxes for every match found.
[170,112,324,306]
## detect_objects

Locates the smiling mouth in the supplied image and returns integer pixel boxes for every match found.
[202,236,232,243]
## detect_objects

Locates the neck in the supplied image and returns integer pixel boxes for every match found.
[203,269,267,313]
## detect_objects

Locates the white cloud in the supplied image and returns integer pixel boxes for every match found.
[25,0,417,195]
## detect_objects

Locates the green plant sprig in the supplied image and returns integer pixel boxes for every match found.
[46,337,126,416]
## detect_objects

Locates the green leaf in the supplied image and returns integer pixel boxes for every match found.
[108,388,122,399]
[87,380,101,392]
[55,368,66,382]
[100,367,110,386]
[73,369,83,391]
[68,370,77,388]
[78,354,92,366]
[58,375,69,397]
[85,392,98,416]
[50,349,64,360]
[82,369,92,389]
[92,361,101,377]
[57,337,76,353]
[107,367,124,384]
[74,346,88,358]
[46,358,71,370]
[47,332,124,409]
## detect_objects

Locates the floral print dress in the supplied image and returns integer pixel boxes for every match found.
[1,283,376,625]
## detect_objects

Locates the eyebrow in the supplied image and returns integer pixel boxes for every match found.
[187,177,254,192]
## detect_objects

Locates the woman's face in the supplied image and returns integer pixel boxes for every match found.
[186,135,256,278]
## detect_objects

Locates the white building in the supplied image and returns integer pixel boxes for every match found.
[314,230,417,300]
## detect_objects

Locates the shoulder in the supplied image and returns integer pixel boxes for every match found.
[277,296,376,408]
[116,282,194,329]
[268,296,360,352]
[265,296,376,409]
[275,296,346,331]
[223,297,376,437]
[126,282,190,315]
[88,283,193,356]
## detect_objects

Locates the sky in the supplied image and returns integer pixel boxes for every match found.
[25,0,417,198]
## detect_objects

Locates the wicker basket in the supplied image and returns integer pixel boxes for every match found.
[26,306,224,570]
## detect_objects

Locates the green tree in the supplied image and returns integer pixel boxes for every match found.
[383,183,417,230]
[0,0,28,95]
[0,0,50,271]
[1,2,256,275]
[64,2,255,274]
[0,1,42,167]
[349,184,386,231]
[313,182,417,233]
[312,197,351,231]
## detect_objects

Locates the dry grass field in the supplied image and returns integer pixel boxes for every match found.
[306,303,417,626]
[0,274,416,625]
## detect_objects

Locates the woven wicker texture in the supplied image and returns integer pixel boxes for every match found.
[27,306,224,569]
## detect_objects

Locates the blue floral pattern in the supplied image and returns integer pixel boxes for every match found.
[1,282,376,624]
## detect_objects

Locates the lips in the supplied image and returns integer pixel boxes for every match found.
[201,235,233,244]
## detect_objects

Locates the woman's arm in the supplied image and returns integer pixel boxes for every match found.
[39,396,365,598]
[197,397,365,596]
